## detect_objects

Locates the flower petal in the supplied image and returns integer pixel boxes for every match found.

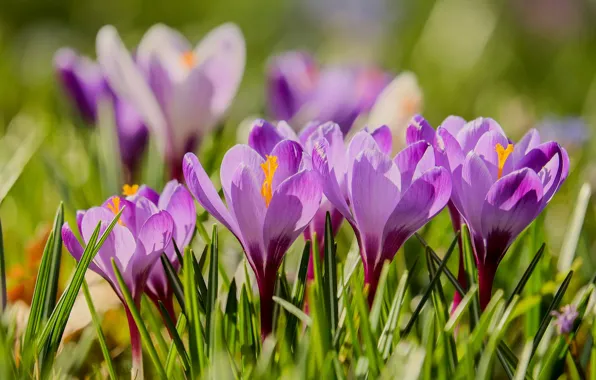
[473,130,511,180]
[455,152,493,234]
[370,125,393,155]
[220,145,264,204]
[456,117,504,153]
[159,181,197,250]
[439,115,466,137]
[62,223,102,275]
[183,153,239,236]
[248,119,285,157]
[132,211,174,281]
[406,114,435,145]
[270,140,304,190]
[394,141,430,190]
[263,170,322,267]
[511,128,541,166]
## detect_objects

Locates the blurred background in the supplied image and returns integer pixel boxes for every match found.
[1,0,596,323]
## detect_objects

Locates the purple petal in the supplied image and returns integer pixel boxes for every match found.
[264,170,322,267]
[350,149,401,267]
[434,127,464,172]
[229,165,267,273]
[276,121,299,140]
[517,142,569,204]
[183,153,239,236]
[480,168,544,263]
[312,138,354,224]
[76,210,85,234]
[135,196,160,236]
[455,152,493,234]
[456,117,504,153]
[134,185,160,205]
[371,125,393,155]
[132,211,174,283]
[62,223,102,275]
[220,145,264,203]
[269,140,304,190]
[473,130,511,180]
[406,115,435,145]
[347,131,382,193]
[159,181,197,249]
[113,98,149,173]
[439,115,466,137]
[248,119,285,157]
[394,141,431,190]
[511,128,541,166]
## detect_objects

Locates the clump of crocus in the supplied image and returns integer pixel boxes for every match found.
[551,304,579,335]
[96,23,246,179]
[247,119,347,278]
[312,126,452,304]
[266,51,391,136]
[407,115,569,309]
[62,184,176,378]
[54,48,148,178]
[183,139,322,338]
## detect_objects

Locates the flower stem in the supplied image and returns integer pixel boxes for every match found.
[126,307,143,380]
[258,270,277,340]
[477,264,496,310]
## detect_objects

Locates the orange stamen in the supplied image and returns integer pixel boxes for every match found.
[181,51,197,68]
[495,143,514,179]
[260,155,278,207]
[122,184,139,197]
[106,197,124,225]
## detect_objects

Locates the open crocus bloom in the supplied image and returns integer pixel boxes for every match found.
[54,48,148,176]
[407,115,569,309]
[96,23,245,179]
[266,51,390,136]
[183,140,322,338]
[248,119,345,278]
[62,185,175,375]
[312,127,452,303]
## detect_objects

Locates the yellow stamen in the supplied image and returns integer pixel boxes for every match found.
[122,184,139,197]
[495,143,514,179]
[181,51,197,68]
[106,197,124,225]
[260,155,278,207]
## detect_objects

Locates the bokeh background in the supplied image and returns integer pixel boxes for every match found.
[1,0,596,348]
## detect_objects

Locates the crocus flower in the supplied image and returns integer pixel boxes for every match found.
[183,140,322,338]
[247,119,346,278]
[407,115,569,309]
[551,304,578,335]
[62,186,175,377]
[312,126,452,304]
[266,51,390,136]
[54,48,148,177]
[96,23,246,179]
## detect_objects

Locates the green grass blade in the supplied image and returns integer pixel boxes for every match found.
[111,259,166,378]
[185,247,206,377]
[507,243,546,305]
[370,262,390,334]
[323,212,338,338]
[513,340,534,380]
[461,224,481,327]
[82,281,117,380]
[378,268,410,359]
[206,225,218,357]
[531,270,573,356]
[445,284,478,333]
[352,276,383,376]
[402,234,458,336]
[42,203,65,321]
[285,241,311,346]
[166,314,187,377]
[558,183,591,273]
[158,300,190,373]
[273,296,312,326]
[160,253,188,315]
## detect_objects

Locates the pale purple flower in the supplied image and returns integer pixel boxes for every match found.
[551,304,578,335]
[54,48,148,176]
[183,140,322,338]
[407,115,569,309]
[96,24,246,179]
[267,51,390,136]
[62,185,175,373]
[312,125,452,303]
[247,119,346,278]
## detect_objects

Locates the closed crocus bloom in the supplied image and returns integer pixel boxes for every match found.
[407,115,569,309]
[62,187,175,378]
[312,127,452,304]
[123,181,196,321]
[248,119,347,278]
[96,23,246,179]
[367,72,423,153]
[183,140,322,338]
[54,48,149,177]
[266,51,390,136]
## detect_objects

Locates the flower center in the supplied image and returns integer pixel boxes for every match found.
[181,51,197,68]
[106,197,124,225]
[260,155,278,207]
[495,143,514,179]
[122,184,139,196]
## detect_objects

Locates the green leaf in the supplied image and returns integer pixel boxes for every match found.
[513,340,533,380]
[531,270,573,356]
[507,243,546,305]
[158,300,190,374]
[286,241,311,347]
[111,259,167,378]
[166,314,188,377]
[323,212,338,339]
[273,296,312,326]
[206,225,218,358]
[461,225,481,328]
[558,183,591,272]
[184,247,206,377]
[402,233,458,336]
[445,284,478,333]
[370,262,391,334]
[378,268,410,359]
[81,281,117,380]
[160,253,188,315]
[352,275,383,376]
[42,203,64,322]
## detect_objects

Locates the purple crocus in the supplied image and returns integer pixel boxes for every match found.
[407,115,569,309]
[125,181,197,320]
[96,23,246,179]
[312,127,452,304]
[54,48,148,178]
[183,140,322,338]
[266,51,390,136]
[62,186,175,377]
[248,119,345,278]
[551,304,578,335]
